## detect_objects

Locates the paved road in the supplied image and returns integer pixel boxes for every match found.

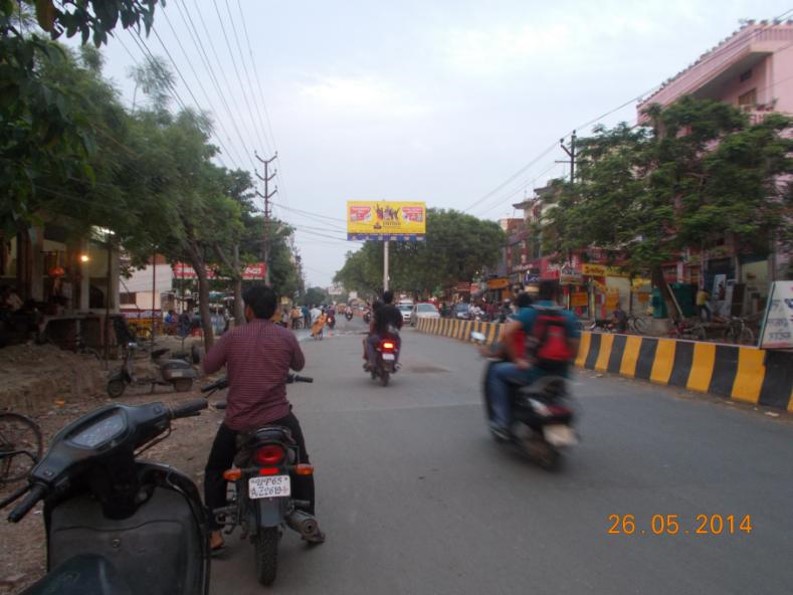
[211,316,793,594]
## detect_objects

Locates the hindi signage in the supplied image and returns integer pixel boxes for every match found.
[759,282,793,349]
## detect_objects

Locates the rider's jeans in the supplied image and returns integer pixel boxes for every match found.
[487,362,538,429]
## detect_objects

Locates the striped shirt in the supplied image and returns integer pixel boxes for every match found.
[203,318,305,431]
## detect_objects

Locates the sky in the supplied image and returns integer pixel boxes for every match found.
[87,0,793,287]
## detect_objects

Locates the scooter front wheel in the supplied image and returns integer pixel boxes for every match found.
[254,527,280,586]
[107,378,126,398]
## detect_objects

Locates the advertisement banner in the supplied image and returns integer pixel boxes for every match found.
[173,262,266,280]
[571,292,588,307]
[759,282,793,349]
[346,201,426,241]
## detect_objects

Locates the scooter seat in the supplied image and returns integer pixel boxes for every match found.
[23,554,132,595]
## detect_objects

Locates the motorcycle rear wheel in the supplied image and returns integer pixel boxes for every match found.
[254,527,280,586]
[380,371,389,387]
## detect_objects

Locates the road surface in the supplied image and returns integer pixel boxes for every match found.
[210,316,793,594]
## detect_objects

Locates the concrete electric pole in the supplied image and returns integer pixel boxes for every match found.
[255,151,278,286]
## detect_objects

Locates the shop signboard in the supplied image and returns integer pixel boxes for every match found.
[759,281,793,349]
[173,262,266,280]
[559,264,583,286]
[346,201,426,241]
[486,278,510,290]
[581,264,630,278]
[570,292,588,307]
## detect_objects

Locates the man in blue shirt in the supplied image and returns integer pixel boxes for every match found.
[486,281,581,439]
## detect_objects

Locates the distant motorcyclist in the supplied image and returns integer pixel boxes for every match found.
[364,290,403,370]
[486,281,580,440]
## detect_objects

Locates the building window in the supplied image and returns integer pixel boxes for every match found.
[739,69,752,83]
[120,292,136,305]
[738,89,757,110]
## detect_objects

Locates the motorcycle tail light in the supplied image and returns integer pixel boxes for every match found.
[381,341,395,351]
[258,467,280,476]
[548,405,571,416]
[223,468,242,481]
[254,444,285,466]
[295,464,314,476]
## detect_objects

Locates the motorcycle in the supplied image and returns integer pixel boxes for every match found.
[363,309,372,324]
[366,327,400,387]
[201,374,322,587]
[327,312,336,330]
[3,398,210,595]
[106,340,199,398]
[472,331,577,470]
[344,309,354,321]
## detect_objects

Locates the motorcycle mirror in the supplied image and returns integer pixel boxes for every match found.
[471,331,487,343]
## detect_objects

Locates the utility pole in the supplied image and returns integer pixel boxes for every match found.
[255,151,277,286]
[558,130,576,182]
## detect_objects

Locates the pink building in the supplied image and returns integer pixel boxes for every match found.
[638,20,793,124]
[636,20,793,312]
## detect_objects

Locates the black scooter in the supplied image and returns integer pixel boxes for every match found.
[473,331,578,470]
[202,375,322,586]
[3,399,210,594]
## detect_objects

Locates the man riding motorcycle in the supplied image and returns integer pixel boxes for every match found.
[202,285,324,551]
[486,281,580,440]
[364,290,403,370]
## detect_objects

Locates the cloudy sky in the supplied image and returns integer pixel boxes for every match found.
[91,0,792,287]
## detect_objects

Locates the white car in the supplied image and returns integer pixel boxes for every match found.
[410,302,441,326]
[397,303,413,323]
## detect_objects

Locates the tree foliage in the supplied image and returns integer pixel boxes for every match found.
[544,97,793,274]
[334,209,505,295]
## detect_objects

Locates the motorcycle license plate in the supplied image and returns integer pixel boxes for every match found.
[169,370,186,377]
[382,353,395,361]
[543,425,577,447]
[249,475,291,499]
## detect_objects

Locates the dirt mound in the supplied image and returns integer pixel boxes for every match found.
[0,344,107,414]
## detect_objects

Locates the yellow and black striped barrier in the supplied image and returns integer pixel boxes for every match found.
[415,317,793,412]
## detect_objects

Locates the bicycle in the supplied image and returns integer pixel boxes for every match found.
[0,411,43,484]
[725,317,755,345]
[626,314,649,335]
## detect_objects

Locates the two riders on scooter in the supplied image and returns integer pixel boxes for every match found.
[364,290,403,370]
[202,285,325,551]
[486,281,580,441]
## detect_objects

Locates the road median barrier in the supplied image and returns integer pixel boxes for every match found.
[415,318,793,412]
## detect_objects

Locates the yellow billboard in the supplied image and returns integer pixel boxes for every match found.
[347,201,426,241]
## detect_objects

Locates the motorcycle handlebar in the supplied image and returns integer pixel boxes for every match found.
[289,374,313,383]
[201,378,229,393]
[169,399,208,419]
[8,483,47,523]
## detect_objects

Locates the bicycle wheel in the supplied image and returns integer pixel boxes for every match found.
[0,413,43,483]
[631,316,649,335]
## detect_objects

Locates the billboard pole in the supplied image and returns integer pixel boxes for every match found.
[383,239,390,292]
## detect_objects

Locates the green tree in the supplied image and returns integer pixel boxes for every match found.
[299,287,328,308]
[334,209,505,296]
[544,96,793,316]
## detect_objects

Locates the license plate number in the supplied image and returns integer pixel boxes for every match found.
[543,425,577,446]
[382,353,395,361]
[249,475,291,499]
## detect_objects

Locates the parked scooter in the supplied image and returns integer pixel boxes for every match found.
[202,374,322,587]
[366,327,400,386]
[472,331,577,470]
[107,340,198,398]
[2,398,210,594]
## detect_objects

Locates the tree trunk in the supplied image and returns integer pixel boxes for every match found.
[651,266,682,320]
[213,242,245,325]
[185,240,215,350]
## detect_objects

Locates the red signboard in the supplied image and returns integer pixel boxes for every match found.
[173,262,266,280]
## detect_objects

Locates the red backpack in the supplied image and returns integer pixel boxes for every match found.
[531,307,573,366]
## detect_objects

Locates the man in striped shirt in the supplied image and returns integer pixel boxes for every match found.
[203,285,324,550]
